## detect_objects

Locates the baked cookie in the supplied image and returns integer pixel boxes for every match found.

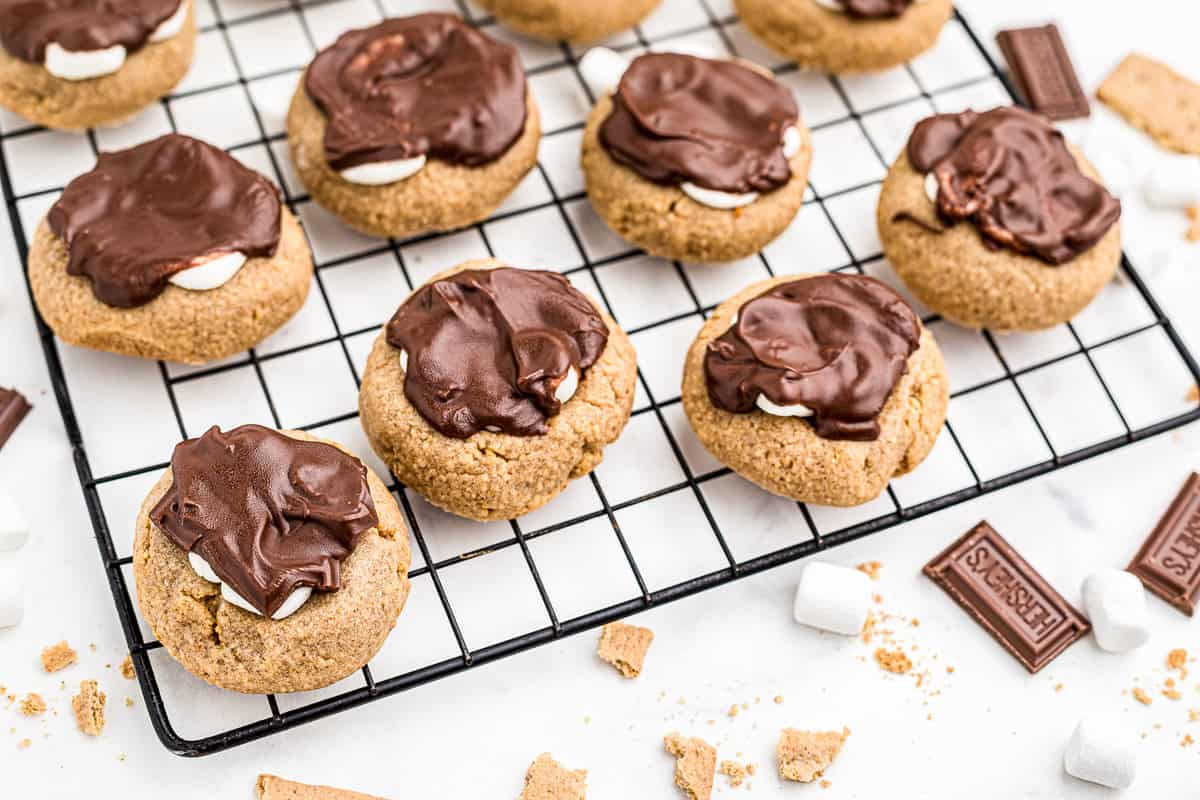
[359,259,637,521]
[133,426,412,694]
[476,0,661,43]
[734,0,952,74]
[682,273,948,507]
[288,14,541,239]
[581,50,812,264]
[28,133,312,365]
[878,107,1122,332]
[0,0,195,130]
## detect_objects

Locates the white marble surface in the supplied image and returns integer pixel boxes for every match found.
[1,1,1199,797]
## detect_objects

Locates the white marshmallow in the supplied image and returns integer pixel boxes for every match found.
[1063,714,1137,789]
[924,171,939,204]
[168,252,246,291]
[399,349,409,373]
[188,550,311,621]
[45,42,126,81]
[150,0,190,43]
[0,489,30,552]
[782,126,803,159]
[1081,569,1150,653]
[792,561,872,636]
[555,367,580,405]
[812,0,926,12]
[0,567,22,628]
[756,394,813,418]
[1142,157,1200,209]
[681,182,759,209]
[340,155,427,186]
[579,47,631,97]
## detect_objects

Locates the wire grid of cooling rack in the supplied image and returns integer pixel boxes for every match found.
[2,0,1199,757]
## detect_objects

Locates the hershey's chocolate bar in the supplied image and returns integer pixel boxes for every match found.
[924,521,1089,674]
[0,387,30,452]
[1128,472,1200,616]
[997,25,1090,121]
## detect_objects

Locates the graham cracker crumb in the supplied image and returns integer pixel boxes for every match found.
[820,780,832,789]
[856,561,882,580]
[773,695,784,705]
[17,738,30,750]
[119,656,135,680]
[1055,683,1064,693]
[125,698,134,708]
[18,693,46,716]
[1183,734,1195,748]
[518,753,587,800]
[1133,687,1152,706]
[1168,648,1189,675]
[40,641,77,673]
[1164,688,1183,701]
[727,705,739,718]
[71,680,106,736]
[718,760,750,789]
[874,648,912,674]
[1188,384,1200,404]
[1189,709,1199,722]
[664,733,717,800]
[872,593,883,604]
[597,622,654,679]
[777,727,850,783]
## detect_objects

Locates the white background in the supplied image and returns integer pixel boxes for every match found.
[2,0,1199,797]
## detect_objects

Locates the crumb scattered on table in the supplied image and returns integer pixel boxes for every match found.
[1188,384,1200,404]
[597,622,654,679]
[17,738,30,750]
[18,693,45,716]
[874,648,913,674]
[856,561,882,580]
[773,695,784,705]
[41,641,77,673]
[718,760,750,789]
[1133,687,1152,706]
[71,680,105,736]
[777,727,850,783]
[119,656,135,680]
[518,753,587,800]
[664,733,716,800]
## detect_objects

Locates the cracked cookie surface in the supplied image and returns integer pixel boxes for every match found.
[681,274,948,507]
[359,259,638,522]
[132,430,411,694]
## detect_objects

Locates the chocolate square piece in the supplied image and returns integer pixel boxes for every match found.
[0,387,31,452]
[1127,473,1200,616]
[924,521,1090,673]
[997,25,1090,121]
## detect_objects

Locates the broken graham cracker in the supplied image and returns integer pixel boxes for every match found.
[518,753,587,800]
[41,641,77,673]
[1098,54,1200,155]
[256,775,389,800]
[664,733,717,800]
[874,648,913,674]
[71,680,106,736]
[596,621,654,679]
[777,727,850,784]
[718,760,750,789]
[18,693,46,716]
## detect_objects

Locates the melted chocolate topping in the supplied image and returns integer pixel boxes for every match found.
[151,426,379,618]
[304,13,528,171]
[833,0,913,19]
[906,107,1121,265]
[599,52,799,195]
[386,268,609,439]
[704,275,921,441]
[47,133,281,308]
[0,0,181,63]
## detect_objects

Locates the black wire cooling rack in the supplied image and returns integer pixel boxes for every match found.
[2,0,1199,757]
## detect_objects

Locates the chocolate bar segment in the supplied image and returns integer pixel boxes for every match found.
[1127,473,1200,616]
[0,387,31,452]
[924,521,1090,673]
[996,25,1090,121]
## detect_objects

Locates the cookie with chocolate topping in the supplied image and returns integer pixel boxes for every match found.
[734,0,952,74]
[878,107,1122,331]
[133,427,411,694]
[0,0,196,130]
[476,0,661,43]
[359,259,638,521]
[287,14,541,239]
[28,134,313,364]
[682,273,948,507]
[582,51,813,264]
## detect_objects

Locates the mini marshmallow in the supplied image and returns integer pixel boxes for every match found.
[1063,713,1137,789]
[0,489,30,552]
[0,567,22,628]
[1081,569,1150,653]
[792,561,872,636]
[578,47,630,97]
[1142,157,1200,209]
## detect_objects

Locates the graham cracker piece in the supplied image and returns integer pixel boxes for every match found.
[777,727,850,783]
[71,680,106,736]
[597,622,654,679]
[518,753,587,800]
[41,641,77,673]
[119,655,136,680]
[18,693,46,716]
[663,733,716,800]
[256,775,389,800]
[1098,54,1200,154]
